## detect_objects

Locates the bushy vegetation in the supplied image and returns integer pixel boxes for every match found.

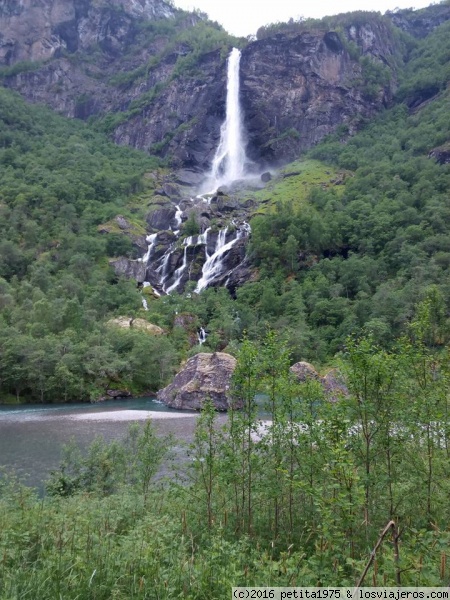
[0,88,181,402]
[396,18,450,103]
[239,19,450,361]
[1,318,449,597]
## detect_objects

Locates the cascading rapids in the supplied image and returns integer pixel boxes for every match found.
[139,48,252,295]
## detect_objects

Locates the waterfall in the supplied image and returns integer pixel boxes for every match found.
[173,205,183,233]
[158,245,174,290]
[207,48,247,191]
[195,227,232,293]
[165,236,193,294]
[197,327,207,345]
[195,222,251,293]
[141,282,150,310]
[137,49,252,296]
[197,227,211,246]
[162,229,211,294]
[140,233,157,263]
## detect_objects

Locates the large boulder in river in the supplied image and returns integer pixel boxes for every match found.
[290,361,320,382]
[290,361,348,402]
[157,352,238,411]
[322,369,349,402]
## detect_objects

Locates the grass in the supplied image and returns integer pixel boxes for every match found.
[97,216,146,236]
[245,159,349,214]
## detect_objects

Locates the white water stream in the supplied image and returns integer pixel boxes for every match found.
[197,327,207,345]
[195,224,250,293]
[203,47,249,194]
[165,236,193,294]
[140,48,251,295]
[173,205,183,233]
[140,233,157,263]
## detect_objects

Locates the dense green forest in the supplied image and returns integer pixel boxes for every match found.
[1,13,450,402]
[0,88,179,402]
[231,17,450,360]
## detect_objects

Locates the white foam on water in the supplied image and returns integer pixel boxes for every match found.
[68,410,196,421]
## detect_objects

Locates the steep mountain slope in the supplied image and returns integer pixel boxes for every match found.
[243,17,450,359]
[0,0,422,171]
[0,2,449,403]
[0,0,235,172]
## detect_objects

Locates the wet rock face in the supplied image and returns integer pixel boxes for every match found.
[2,3,404,172]
[157,352,238,410]
[146,207,176,231]
[240,24,397,166]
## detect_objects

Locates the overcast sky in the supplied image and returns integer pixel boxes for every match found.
[173,0,435,37]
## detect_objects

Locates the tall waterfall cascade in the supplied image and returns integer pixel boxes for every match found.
[203,47,250,194]
[133,48,255,297]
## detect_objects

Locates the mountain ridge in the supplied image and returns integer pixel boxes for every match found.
[4,0,448,169]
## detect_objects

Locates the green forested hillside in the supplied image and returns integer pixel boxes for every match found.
[239,18,450,360]
[0,12,450,402]
[1,6,450,598]
[0,89,179,402]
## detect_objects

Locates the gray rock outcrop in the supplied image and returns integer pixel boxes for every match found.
[290,361,349,402]
[157,352,238,410]
[107,316,164,335]
[387,3,450,39]
[240,22,398,167]
[109,257,146,282]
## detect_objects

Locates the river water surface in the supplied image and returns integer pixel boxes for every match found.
[0,398,219,491]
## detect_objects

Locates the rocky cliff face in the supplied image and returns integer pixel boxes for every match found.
[240,21,398,166]
[387,3,450,38]
[0,0,222,170]
[108,181,254,296]
[1,0,409,172]
[0,0,175,64]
